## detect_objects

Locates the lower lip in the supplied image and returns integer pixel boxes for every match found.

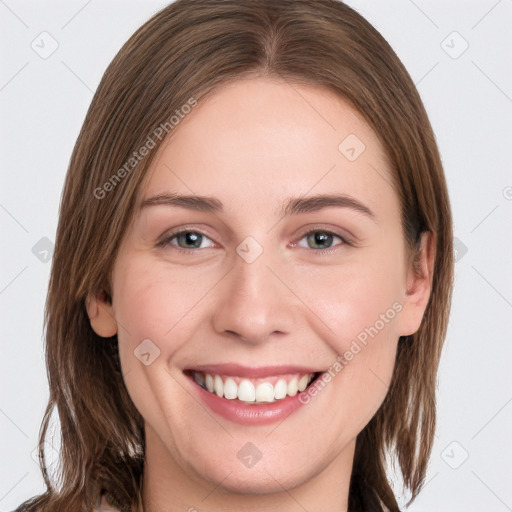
[185,373,319,426]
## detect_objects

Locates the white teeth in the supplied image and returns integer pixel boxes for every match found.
[274,379,287,400]
[193,371,317,403]
[238,380,255,401]
[287,377,299,397]
[298,374,309,392]
[255,382,275,403]
[223,378,238,399]
[205,374,214,393]
[214,375,223,397]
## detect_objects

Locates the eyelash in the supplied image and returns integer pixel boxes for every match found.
[156,227,352,255]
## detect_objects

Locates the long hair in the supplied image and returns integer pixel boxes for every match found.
[16,1,454,511]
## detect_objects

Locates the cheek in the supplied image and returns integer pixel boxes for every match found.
[290,248,404,422]
[293,249,405,347]
[109,259,191,400]
[112,256,220,347]
[110,258,207,439]
[110,256,226,412]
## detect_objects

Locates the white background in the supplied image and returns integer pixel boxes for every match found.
[1,1,511,510]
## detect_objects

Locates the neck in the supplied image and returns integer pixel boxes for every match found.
[141,425,355,512]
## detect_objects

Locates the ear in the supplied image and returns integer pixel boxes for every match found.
[85,288,118,338]
[397,231,436,337]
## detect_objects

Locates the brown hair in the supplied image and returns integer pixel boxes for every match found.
[16,1,453,511]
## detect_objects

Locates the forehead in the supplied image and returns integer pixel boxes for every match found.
[140,76,397,223]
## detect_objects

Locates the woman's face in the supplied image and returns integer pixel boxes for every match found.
[88,76,432,499]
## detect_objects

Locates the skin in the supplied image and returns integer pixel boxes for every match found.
[86,76,434,512]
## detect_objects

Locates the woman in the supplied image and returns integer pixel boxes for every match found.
[15,0,453,511]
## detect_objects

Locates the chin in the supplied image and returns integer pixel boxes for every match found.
[206,465,308,495]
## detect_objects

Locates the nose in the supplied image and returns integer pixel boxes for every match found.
[211,245,297,345]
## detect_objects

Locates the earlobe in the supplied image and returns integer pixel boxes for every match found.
[85,289,118,338]
[398,231,436,336]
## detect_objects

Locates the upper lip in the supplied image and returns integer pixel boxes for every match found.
[185,363,323,378]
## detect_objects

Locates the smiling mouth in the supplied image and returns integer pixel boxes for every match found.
[184,370,322,404]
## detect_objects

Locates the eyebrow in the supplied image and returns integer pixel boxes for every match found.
[140,192,376,220]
